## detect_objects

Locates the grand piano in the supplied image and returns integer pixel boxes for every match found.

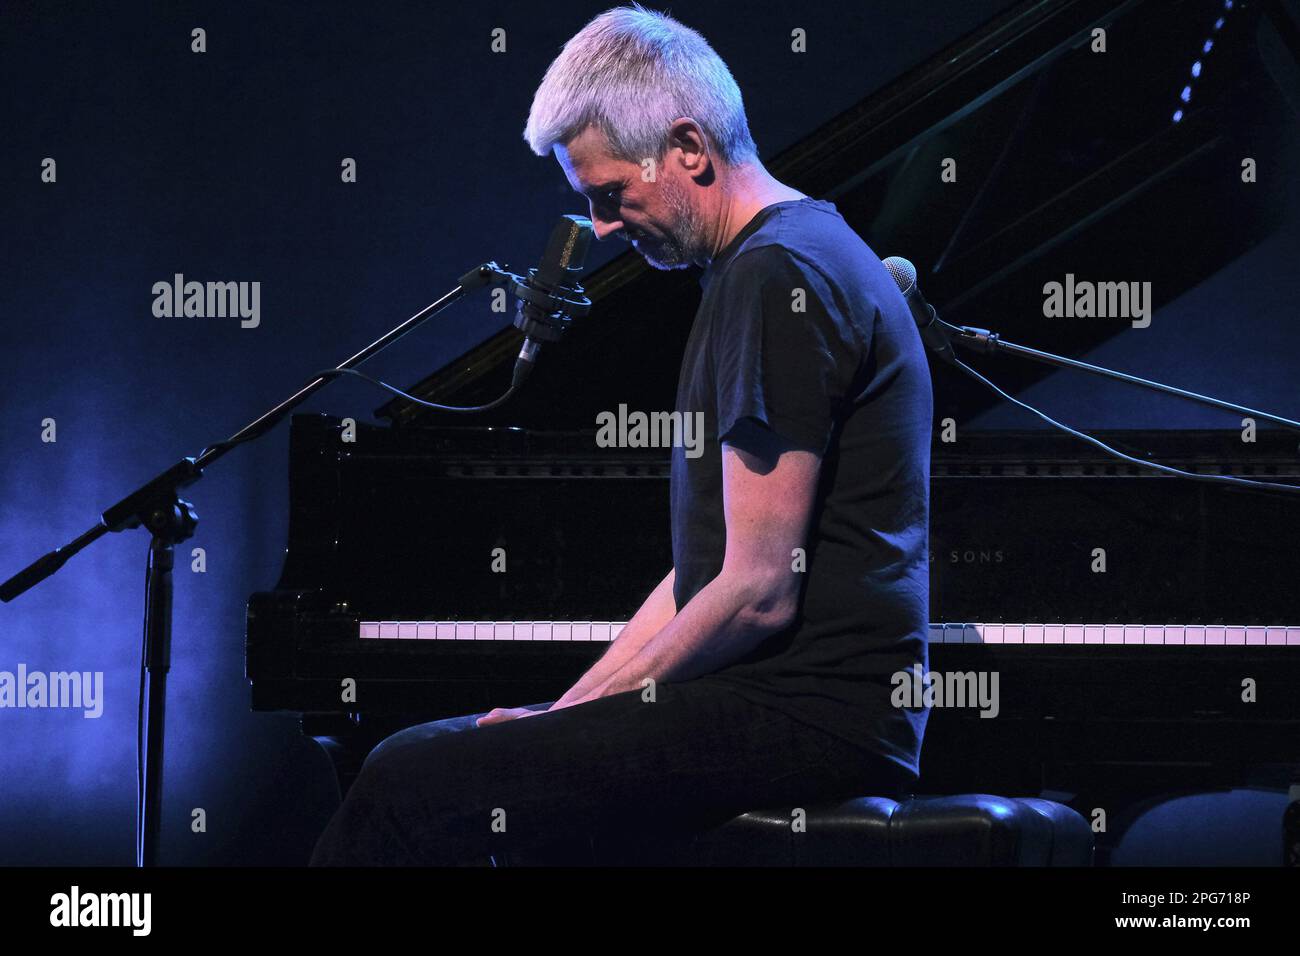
[247,0,1300,859]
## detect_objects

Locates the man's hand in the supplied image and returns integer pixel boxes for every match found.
[548,569,678,711]
[475,706,547,727]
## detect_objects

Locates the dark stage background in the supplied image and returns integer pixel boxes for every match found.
[1,0,1296,865]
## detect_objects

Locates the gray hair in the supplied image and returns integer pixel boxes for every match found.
[523,3,759,166]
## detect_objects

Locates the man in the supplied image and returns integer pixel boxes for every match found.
[311,3,932,866]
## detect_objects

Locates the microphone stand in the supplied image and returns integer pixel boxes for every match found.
[940,320,1300,435]
[0,259,527,867]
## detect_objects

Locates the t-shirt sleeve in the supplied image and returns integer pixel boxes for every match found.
[709,246,866,456]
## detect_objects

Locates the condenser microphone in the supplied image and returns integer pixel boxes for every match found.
[510,215,594,383]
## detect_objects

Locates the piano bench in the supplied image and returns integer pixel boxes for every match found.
[586,795,1094,866]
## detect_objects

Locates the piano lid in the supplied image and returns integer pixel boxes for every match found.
[376,0,1298,430]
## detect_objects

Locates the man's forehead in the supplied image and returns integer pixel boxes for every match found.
[554,126,626,191]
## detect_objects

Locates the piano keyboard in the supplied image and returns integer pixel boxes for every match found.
[359,621,1300,645]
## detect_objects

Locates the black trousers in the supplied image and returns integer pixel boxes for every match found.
[309,677,914,865]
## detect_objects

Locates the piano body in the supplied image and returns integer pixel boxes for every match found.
[248,0,1300,854]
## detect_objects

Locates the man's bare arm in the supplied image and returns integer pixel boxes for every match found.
[477,568,678,724]
[550,567,677,708]
[553,436,819,704]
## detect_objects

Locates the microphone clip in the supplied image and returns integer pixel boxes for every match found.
[511,270,591,343]
[952,325,1001,355]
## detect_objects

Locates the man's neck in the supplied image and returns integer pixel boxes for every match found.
[706,165,807,262]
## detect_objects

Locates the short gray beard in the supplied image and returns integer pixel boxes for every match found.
[636,177,710,270]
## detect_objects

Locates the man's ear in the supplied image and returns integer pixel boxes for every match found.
[666,117,712,179]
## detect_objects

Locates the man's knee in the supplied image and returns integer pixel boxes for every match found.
[363,712,482,769]
[362,702,554,769]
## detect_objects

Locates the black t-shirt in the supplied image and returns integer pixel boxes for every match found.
[671,197,932,779]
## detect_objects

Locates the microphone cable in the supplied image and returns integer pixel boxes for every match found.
[951,356,1300,496]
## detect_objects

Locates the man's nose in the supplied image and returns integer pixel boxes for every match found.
[591,216,623,241]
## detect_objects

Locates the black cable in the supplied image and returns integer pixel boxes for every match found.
[195,368,519,460]
[952,357,1300,495]
[308,367,520,414]
[136,610,146,867]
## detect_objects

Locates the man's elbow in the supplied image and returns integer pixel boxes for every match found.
[729,571,800,637]
[735,602,797,638]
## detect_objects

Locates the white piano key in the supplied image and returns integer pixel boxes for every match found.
[355,620,1300,651]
